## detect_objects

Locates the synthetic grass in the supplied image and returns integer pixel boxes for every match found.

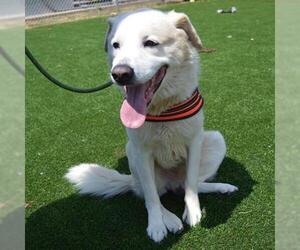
[26,0,274,249]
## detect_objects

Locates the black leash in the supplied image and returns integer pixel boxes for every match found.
[25,46,113,93]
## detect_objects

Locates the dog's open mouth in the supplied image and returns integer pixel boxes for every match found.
[120,65,168,129]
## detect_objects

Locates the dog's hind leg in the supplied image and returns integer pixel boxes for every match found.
[198,131,226,181]
[198,131,238,194]
[198,182,238,194]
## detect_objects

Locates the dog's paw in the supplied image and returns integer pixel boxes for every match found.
[147,220,168,243]
[182,204,202,227]
[161,207,183,234]
[218,183,239,194]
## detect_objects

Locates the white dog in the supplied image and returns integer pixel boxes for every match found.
[66,9,238,243]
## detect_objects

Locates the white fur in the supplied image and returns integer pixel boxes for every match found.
[65,9,238,243]
[65,164,133,198]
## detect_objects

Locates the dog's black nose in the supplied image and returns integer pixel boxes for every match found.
[111,65,134,85]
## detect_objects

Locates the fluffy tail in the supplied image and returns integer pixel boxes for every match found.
[65,164,133,198]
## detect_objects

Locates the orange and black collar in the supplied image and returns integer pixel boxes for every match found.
[146,89,204,122]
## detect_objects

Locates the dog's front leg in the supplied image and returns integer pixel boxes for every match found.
[183,132,204,226]
[128,142,167,242]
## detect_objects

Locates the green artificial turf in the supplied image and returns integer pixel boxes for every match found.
[26,0,274,249]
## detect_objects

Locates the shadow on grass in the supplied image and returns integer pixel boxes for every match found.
[26,157,255,249]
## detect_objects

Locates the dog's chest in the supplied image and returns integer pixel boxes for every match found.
[148,124,190,169]
[128,112,203,169]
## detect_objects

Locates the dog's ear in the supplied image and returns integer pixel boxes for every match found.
[104,17,114,52]
[167,10,203,51]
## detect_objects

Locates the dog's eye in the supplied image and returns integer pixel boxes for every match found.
[144,40,159,47]
[113,42,120,49]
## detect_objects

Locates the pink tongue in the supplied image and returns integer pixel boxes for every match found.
[120,85,147,129]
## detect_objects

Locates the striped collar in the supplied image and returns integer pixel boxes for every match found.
[146,89,204,122]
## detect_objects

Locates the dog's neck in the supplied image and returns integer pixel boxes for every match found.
[147,95,184,115]
[148,54,200,115]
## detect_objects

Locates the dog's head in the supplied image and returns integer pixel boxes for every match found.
[105,9,202,128]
